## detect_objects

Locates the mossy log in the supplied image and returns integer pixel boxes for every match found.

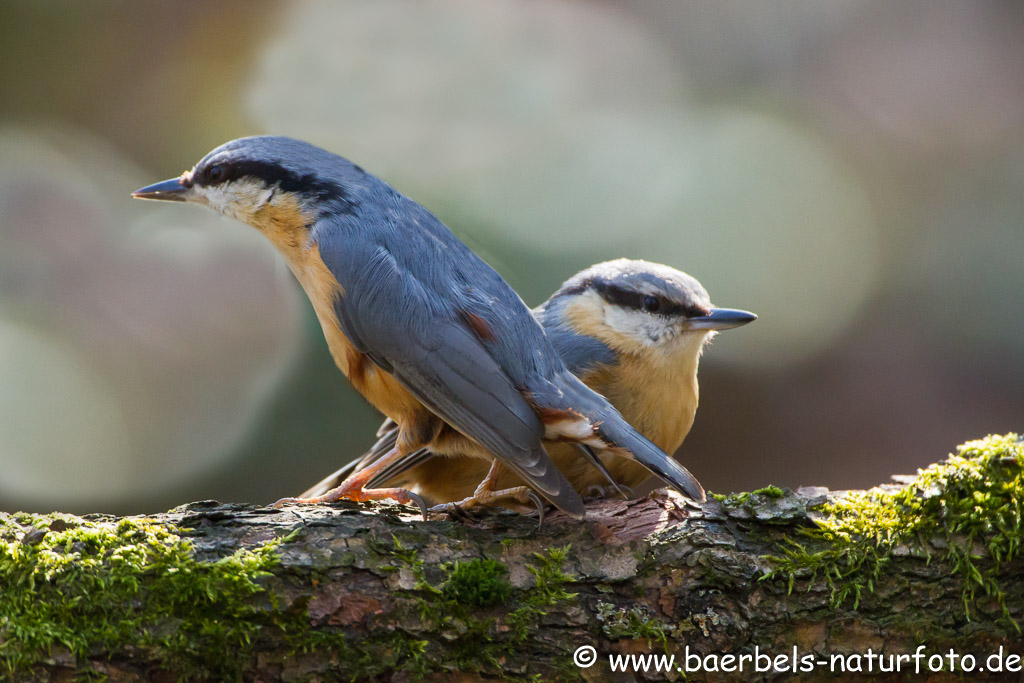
[2,435,1023,682]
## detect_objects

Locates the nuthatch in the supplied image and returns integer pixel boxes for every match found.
[303,259,756,511]
[132,136,707,518]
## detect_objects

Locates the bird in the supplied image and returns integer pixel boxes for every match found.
[131,136,706,518]
[300,259,756,513]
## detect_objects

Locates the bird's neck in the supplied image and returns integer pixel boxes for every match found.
[247,194,311,258]
[276,241,357,377]
[246,198,351,374]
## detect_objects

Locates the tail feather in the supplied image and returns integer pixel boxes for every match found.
[594,419,705,502]
[540,372,706,503]
[504,447,587,518]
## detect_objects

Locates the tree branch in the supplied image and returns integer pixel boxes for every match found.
[2,434,1022,681]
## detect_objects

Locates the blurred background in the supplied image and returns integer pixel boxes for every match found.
[1,0,1022,515]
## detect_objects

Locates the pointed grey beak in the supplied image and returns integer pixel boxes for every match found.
[687,307,757,331]
[131,178,189,202]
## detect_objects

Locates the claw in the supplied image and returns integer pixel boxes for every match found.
[272,496,301,509]
[428,500,476,522]
[429,470,548,523]
[573,444,628,499]
[526,489,545,530]
[408,491,428,520]
[428,501,459,515]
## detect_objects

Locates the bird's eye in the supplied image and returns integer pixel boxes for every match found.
[642,295,661,313]
[206,165,226,184]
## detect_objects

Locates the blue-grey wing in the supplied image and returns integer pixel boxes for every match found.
[334,295,620,496]
[316,226,583,515]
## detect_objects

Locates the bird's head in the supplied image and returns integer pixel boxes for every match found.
[545,258,756,363]
[131,136,363,237]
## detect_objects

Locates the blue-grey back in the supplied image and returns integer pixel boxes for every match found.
[534,296,616,377]
[203,136,598,390]
[263,140,565,387]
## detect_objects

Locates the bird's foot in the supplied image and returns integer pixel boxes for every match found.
[428,485,539,515]
[430,486,548,528]
[273,485,427,519]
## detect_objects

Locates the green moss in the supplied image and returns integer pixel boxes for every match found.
[378,540,575,679]
[595,603,668,650]
[1,516,519,680]
[0,507,575,681]
[388,535,441,596]
[712,485,787,506]
[753,485,785,499]
[0,513,313,679]
[507,545,576,643]
[764,434,1023,632]
[442,558,512,607]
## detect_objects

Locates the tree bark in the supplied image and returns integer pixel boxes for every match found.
[3,480,1022,682]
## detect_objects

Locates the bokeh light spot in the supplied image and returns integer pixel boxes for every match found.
[0,319,132,501]
[0,127,304,507]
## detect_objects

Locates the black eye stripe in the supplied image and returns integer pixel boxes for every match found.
[590,280,706,317]
[593,281,670,314]
[593,282,648,311]
[192,159,356,215]
[195,160,293,187]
